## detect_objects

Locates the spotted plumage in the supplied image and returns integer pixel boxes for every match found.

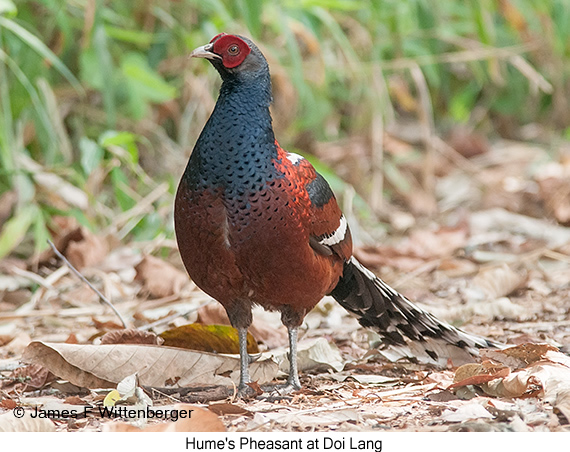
[175,33,499,393]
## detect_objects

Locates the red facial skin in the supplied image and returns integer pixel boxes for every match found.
[210,34,251,68]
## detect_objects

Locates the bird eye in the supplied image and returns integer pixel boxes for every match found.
[228,44,240,55]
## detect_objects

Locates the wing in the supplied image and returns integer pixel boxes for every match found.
[277,148,353,261]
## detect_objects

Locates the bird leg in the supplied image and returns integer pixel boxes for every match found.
[285,326,302,390]
[225,301,254,396]
[237,326,252,393]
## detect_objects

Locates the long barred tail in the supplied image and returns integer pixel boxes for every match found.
[331,257,501,366]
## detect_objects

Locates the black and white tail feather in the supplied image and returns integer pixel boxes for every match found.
[332,257,502,366]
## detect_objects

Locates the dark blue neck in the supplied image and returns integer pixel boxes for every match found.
[183,71,279,197]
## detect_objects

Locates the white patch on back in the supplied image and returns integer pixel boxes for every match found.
[222,212,231,249]
[286,153,304,165]
[319,215,348,246]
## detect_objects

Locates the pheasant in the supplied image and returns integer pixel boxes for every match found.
[175,33,496,393]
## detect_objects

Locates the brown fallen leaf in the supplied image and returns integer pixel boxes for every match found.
[197,303,231,325]
[0,399,17,410]
[22,341,278,389]
[401,224,469,259]
[65,228,109,270]
[65,333,79,344]
[438,258,479,277]
[208,402,253,417]
[481,343,559,370]
[441,403,494,423]
[246,381,264,396]
[3,332,32,356]
[354,224,469,272]
[1,364,55,391]
[160,324,258,354]
[103,404,225,432]
[470,208,570,248]
[354,245,428,272]
[92,317,124,331]
[0,410,55,432]
[453,345,570,400]
[275,337,344,373]
[482,370,542,398]
[135,255,188,298]
[450,361,511,390]
[537,175,570,225]
[554,389,570,423]
[64,396,87,405]
[39,219,109,270]
[100,329,164,346]
[471,263,528,300]
[22,344,114,389]
[445,126,490,159]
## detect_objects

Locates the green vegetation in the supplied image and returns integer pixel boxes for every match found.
[0,0,568,258]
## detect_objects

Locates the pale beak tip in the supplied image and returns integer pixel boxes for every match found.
[189,44,221,60]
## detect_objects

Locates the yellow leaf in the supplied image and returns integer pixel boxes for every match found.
[160,324,258,354]
[104,389,121,407]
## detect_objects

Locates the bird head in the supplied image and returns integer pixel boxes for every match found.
[190,33,268,81]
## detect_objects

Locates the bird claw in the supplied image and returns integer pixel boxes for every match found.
[260,381,301,396]
[236,384,258,398]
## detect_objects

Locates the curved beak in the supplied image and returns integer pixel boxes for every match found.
[190,43,221,60]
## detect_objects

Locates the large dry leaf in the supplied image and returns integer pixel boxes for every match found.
[453,344,570,400]
[470,264,527,300]
[135,255,188,298]
[450,361,510,389]
[274,337,344,373]
[103,404,225,432]
[441,403,494,423]
[39,218,109,270]
[22,341,278,389]
[481,343,559,369]
[470,208,570,247]
[0,410,55,432]
[481,370,540,398]
[402,224,469,259]
[2,363,55,391]
[65,227,109,270]
[160,324,258,354]
[100,329,163,345]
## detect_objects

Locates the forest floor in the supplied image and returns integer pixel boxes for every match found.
[1,138,569,432]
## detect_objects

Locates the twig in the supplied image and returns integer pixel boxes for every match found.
[108,182,169,236]
[10,266,58,290]
[138,300,212,331]
[0,306,120,321]
[47,239,128,328]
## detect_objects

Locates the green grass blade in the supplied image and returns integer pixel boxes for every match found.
[0,203,38,259]
[93,24,117,127]
[0,28,14,181]
[0,16,83,94]
[0,50,57,153]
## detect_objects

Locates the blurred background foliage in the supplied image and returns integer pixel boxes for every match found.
[0,0,569,259]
